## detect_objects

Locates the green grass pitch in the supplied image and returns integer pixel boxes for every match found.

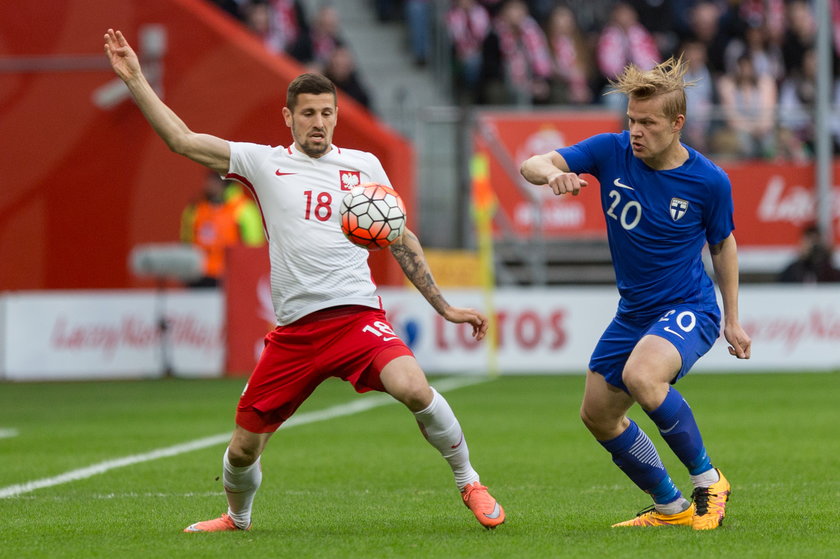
[0,372,837,558]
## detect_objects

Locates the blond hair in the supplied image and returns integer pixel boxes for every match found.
[608,56,694,121]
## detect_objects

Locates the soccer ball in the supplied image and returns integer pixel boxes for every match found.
[340,183,407,250]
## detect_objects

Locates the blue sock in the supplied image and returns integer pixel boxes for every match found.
[647,387,713,475]
[599,420,681,504]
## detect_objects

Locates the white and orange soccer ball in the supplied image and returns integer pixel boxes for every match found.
[339,183,407,250]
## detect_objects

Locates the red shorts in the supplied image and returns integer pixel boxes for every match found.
[235,305,414,433]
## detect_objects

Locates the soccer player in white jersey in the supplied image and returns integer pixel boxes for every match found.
[521,57,751,530]
[104,29,504,531]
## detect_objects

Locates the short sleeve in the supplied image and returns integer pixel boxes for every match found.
[364,152,392,187]
[556,133,617,177]
[703,172,735,245]
[227,141,274,183]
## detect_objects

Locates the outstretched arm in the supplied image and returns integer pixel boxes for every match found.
[104,29,230,175]
[520,150,588,196]
[389,228,488,341]
[709,233,752,359]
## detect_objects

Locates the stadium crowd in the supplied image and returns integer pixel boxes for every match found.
[207,0,838,160]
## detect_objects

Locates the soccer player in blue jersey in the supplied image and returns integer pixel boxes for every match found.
[520,57,751,530]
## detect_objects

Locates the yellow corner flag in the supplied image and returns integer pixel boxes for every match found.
[470,151,499,376]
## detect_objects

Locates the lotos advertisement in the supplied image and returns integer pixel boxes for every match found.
[3,284,837,379]
[223,278,840,375]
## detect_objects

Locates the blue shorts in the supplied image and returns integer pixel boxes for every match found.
[588,303,721,393]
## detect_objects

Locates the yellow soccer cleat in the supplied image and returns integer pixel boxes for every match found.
[183,513,250,533]
[691,468,731,530]
[612,503,695,527]
[461,481,506,529]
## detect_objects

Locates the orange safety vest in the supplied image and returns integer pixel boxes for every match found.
[191,200,241,278]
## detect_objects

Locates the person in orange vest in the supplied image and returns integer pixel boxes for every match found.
[223,181,266,247]
[181,172,264,287]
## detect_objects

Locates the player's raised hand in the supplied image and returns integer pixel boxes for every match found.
[104,29,141,82]
[724,322,751,359]
[546,171,588,196]
[442,307,489,341]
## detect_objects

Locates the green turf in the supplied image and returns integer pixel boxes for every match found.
[0,372,838,558]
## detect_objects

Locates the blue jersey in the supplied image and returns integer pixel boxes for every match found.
[557,131,734,316]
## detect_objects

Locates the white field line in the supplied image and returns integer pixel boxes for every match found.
[0,375,490,499]
[0,428,19,439]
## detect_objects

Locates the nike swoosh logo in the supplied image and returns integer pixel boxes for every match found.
[483,502,501,519]
[613,178,634,190]
[660,421,680,434]
[275,170,297,176]
[450,434,464,449]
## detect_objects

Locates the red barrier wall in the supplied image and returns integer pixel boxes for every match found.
[0,0,413,290]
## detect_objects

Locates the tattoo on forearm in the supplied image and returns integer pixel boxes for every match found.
[390,232,447,314]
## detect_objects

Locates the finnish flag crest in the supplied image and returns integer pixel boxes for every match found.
[670,197,689,221]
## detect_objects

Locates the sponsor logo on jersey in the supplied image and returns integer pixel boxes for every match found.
[339,170,361,191]
[275,169,297,176]
[613,177,634,190]
[670,197,689,221]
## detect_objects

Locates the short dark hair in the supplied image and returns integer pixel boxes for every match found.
[286,73,337,111]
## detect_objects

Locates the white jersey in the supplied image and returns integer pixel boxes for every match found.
[227,141,392,325]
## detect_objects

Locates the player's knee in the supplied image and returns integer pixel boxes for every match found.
[622,368,670,410]
[580,404,605,435]
[621,367,650,397]
[227,440,261,467]
[398,382,433,412]
[580,403,626,439]
[579,405,597,431]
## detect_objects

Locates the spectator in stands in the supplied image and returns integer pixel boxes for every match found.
[406,0,432,66]
[777,47,818,162]
[716,53,777,159]
[734,0,785,37]
[244,0,311,62]
[781,0,816,77]
[628,0,680,57]
[684,1,730,76]
[324,45,372,110]
[307,5,345,73]
[596,2,659,110]
[544,5,593,105]
[778,224,840,283]
[680,39,716,152]
[244,0,273,49]
[552,0,613,35]
[445,0,491,102]
[723,20,783,82]
[273,0,312,61]
[479,0,552,105]
[181,173,264,288]
[778,47,840,161]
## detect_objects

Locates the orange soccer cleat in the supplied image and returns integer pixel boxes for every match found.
[183,513,250,533]
[461,481,505,529]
